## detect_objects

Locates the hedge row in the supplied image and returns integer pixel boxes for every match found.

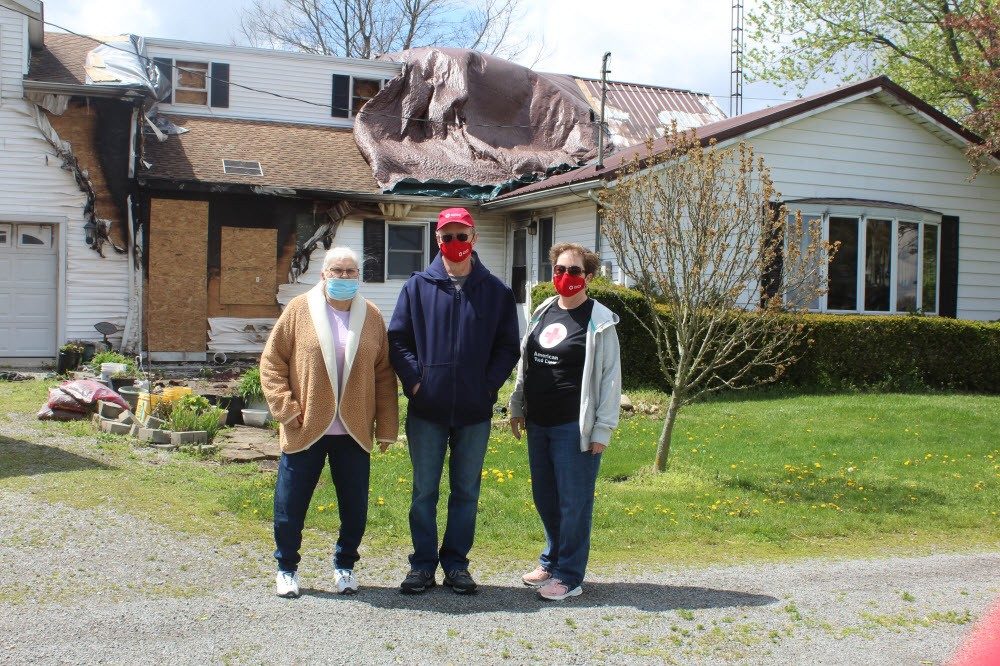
[530,283,1000,393]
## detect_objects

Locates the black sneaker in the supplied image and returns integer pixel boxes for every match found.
[400,569,436,594]
[443,569,478,594]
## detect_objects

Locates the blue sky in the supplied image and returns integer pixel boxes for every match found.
[42,0,838,114]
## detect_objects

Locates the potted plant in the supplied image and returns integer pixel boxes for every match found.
[110,370,137,392]
[237,367,267,410]
[57,342,84,374]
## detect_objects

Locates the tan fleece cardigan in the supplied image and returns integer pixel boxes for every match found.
[260,283,398,453]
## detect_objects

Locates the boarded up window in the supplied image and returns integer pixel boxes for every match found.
[175,61,209,105]
[220,227,277,305]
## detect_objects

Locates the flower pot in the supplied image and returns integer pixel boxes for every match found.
[57,351,72,375]
[225,395,244,426]
[110,377,134,392]
[241,409,269,427]
[118,386,141,412]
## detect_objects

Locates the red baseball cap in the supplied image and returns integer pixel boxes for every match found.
[437,207,475,230]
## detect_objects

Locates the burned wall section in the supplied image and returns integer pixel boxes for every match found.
[45,98,133,247]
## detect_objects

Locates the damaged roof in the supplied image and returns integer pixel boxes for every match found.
[141,114,379,194]
[489,76,984,204]
[571,77,726,148]
[26,32,96,86]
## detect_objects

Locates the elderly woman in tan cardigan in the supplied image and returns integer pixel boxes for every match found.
[261,246,398,599]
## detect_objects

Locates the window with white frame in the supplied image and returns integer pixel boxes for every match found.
[174,60,209,105]
[0,224,10,248]
[386,223,426,279]
[788,208,940,314]
[352,78,382,116]
[16,224,53,249]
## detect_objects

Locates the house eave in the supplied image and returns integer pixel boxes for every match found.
[482,179,605,210]
[23,79,151,100]
[138,177,478,207]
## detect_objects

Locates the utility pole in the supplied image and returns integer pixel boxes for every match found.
[597,51,611,169]
[730,0,744,117]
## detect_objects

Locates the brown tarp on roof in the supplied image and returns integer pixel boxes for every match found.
[354,47,601,196]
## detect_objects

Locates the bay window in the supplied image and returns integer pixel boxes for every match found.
[787,206,941,315]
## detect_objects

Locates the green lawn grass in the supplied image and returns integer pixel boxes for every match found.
[2,379,999,568]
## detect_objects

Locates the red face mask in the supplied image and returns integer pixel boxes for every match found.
[553,272,587,297]
[439,239,472,262]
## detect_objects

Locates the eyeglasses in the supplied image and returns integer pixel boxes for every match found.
[438,233,471,243]
[553,264,586,276]
[327,268,359,278]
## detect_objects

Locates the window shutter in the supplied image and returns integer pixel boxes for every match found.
[363,219,385,282]
[428,223,437,263]
[760,201,784,306]
[153,57,173,104]
[331,74,350,118]
[939,215,959,318]
[210,62,230,108]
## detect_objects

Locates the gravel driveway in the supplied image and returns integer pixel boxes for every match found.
[1,420,997,665]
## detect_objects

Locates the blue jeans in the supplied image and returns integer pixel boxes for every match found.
[273,434,370,572]
[526,419,602,589]
[406,413,491,573]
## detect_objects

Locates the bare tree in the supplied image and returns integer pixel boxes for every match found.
[600,127,832,472]
[238,0,534,60]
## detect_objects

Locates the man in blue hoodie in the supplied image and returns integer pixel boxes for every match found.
[388,207,520,595]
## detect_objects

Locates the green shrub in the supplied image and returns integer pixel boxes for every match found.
[89,351,137,375]
[166,394,226,442]
[530,283,1000,393]
[238,367,264,404]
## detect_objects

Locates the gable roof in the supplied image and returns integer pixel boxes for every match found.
[488,76,984,205]
[140,114,379,195]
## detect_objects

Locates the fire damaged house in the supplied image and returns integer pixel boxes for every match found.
[1,1,159,361]
[4,6,753,363]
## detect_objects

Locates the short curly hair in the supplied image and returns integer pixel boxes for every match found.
[549,242,600,276]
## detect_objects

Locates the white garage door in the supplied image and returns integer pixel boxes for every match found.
[0,223,58,357]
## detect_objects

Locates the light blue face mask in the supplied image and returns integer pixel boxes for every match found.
[325,277,360,301]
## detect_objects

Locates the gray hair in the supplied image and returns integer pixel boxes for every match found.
[322,246,360,271]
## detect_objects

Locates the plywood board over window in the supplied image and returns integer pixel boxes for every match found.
[148,199,208,352]
[220,227,277,305]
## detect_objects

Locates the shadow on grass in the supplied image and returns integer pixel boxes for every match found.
[0,435,111,480]
[302,582,777,614]
[725,475,948,513]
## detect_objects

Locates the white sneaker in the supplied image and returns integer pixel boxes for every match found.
[276,570,300,598]
[537,578,582,601]
[335,568,359,594]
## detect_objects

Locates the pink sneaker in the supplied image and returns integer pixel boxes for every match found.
[521,566,551,587]
[537,578,582,601]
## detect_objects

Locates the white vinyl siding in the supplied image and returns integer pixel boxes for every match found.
[146,40,400,127]
[0,5,24,101]
[751,95,1000,320]
[277,206,508,322]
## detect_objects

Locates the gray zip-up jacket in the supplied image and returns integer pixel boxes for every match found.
[509,296,622,451]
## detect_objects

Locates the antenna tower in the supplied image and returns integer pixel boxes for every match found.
[730,0,744,117]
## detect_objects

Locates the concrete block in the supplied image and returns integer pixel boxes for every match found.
[170,430,208,446]
[107,422,132,435]
[136,428,155,442]
[98,418,115,433]
[145,416,166,429]
[129,423,142,437]
[99,402,124,419]
[151,430,172,444]
[116,411,135,425]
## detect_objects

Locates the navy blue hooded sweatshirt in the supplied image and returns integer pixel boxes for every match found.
[388,251,521,427]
